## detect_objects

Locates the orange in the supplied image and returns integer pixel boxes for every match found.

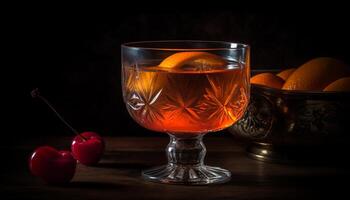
[159,52,227,69]
[126,52,227,93]
[276,68,296,81]
[282,57,350,91]
[323,77,350,92]
[250,73,284,89]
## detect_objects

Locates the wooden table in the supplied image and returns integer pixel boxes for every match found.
[2,136,349,200]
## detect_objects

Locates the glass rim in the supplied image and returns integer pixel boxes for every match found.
[121,40,250,51]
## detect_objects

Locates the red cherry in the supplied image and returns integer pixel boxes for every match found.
[29,146,76,184]
[31,89,105,166]
[71,132,105,166]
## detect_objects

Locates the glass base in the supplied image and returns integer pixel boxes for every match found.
[142,133,231,185]
[142,164,231,185]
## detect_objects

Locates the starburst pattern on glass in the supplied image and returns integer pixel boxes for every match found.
[124,65,248,133]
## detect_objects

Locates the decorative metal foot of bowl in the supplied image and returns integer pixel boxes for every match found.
[229,76,350,163]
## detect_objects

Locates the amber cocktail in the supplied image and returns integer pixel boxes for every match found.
[122,41,250,184]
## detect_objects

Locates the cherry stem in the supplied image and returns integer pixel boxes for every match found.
[31,88,87,141]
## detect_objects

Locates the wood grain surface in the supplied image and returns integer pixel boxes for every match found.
[1,136,349,200]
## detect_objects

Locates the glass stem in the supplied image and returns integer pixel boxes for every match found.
[166,133,206,166]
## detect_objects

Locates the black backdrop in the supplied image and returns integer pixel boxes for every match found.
[16,11,350,140]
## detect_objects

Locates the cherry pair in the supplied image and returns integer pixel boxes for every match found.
[29,89,105,184]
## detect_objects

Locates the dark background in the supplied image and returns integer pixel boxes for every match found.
[15,11,350,140]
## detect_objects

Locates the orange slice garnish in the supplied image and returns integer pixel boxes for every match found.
[159,52,227,69]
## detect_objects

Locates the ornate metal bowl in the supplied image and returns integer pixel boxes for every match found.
[228,72,350,163]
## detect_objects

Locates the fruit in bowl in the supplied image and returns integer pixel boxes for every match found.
[250,73,284,89]
[229,57,350,163]
[250,57,350,92]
